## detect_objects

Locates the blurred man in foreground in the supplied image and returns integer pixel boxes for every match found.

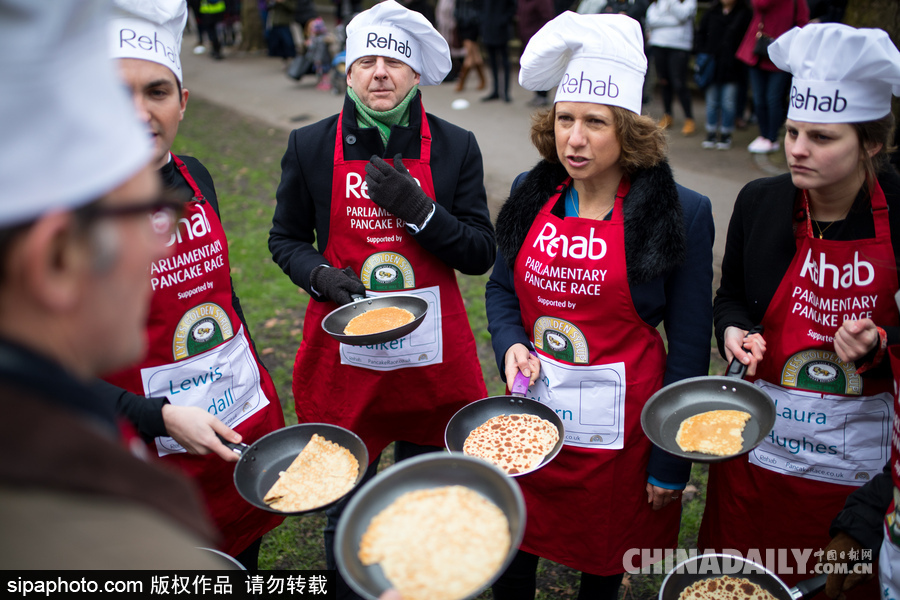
[0,0,223,568]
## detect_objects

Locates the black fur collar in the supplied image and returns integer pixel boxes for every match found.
[495,160,686,284]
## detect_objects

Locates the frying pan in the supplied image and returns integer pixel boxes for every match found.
[658,553,826,600]
[641,358,776,463]
[321,293,428,346]
[334,453,526,600]
[444,372,565,476]
[219,423,369,515]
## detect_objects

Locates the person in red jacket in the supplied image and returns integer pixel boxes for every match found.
[736,0,809,154]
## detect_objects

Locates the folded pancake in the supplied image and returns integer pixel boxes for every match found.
[675,409,752,457]
[263,434,359,512]
[463,414,559,475]
[343,306,415,335]
[677,575,778,600]
[359,485,510,600]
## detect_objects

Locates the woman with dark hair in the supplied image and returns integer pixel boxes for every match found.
[485,12,714,600]
[700,24,900,595]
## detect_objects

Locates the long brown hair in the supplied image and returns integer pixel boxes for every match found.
[530,104,668,175]
[853,111,897,190]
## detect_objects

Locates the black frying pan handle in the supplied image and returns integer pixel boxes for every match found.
[726,325,765,379]
[790,573,826,599]
[215,432,250,456]
[725,358,748,379]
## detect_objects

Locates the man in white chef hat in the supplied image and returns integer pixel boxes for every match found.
[100,0,288,570]
[270,0,494,596]
[0,0,226,568]
[764,24,900,600]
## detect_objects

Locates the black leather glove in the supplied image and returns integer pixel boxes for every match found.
[822,532,875,599]
[310,265,366,306]
[364,154,433,228]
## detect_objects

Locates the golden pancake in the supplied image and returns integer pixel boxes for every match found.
[343,306,415,335]
[676,410,752,457]
[359,485,510,600]
[463,414,559,475]
[263,434,359,512]
[677,576,778,599]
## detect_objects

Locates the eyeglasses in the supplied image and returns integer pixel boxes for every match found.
[76,197,185,239]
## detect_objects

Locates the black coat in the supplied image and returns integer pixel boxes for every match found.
[481,0,518,45]
[269,92,496,297]
[694,1,752,85]
[830,462,892,552]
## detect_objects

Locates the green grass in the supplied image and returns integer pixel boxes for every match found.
[173,96,718,598]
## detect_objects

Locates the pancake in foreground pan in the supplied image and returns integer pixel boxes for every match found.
[675,409,751,457]
[359,485,511,600]
[677,576,777,600]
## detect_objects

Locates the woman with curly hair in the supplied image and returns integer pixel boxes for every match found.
[485,12,714,600]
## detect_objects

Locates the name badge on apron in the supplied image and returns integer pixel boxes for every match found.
[141,325,270,456]
[748,380,891,486]
[339,285,443,371]
[526,354,627,449]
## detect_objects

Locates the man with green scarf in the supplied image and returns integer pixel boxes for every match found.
[269,1,494,597]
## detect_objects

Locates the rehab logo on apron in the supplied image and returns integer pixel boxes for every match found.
[360,251,415,290]
[533,316,589,363]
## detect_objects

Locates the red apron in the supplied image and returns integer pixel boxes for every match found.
[881,347,900,599]
[701,182,898,588]
[512,178,680,575]
[105,154,285,557]
[292,104,486,461]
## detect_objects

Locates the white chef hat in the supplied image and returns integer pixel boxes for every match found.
[109,0,188,84]
[519,12,647,114]
[0,0,152,227]
[769,23,900,124]
[346,0,451,86]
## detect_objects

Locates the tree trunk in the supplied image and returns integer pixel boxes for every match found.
[844,0,900,124]
[240,1,267,52]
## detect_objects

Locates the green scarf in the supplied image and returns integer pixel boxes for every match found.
[348,85,419,147]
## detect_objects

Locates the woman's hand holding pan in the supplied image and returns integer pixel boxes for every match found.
[723,326,767,376]
[504,343,542,388]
